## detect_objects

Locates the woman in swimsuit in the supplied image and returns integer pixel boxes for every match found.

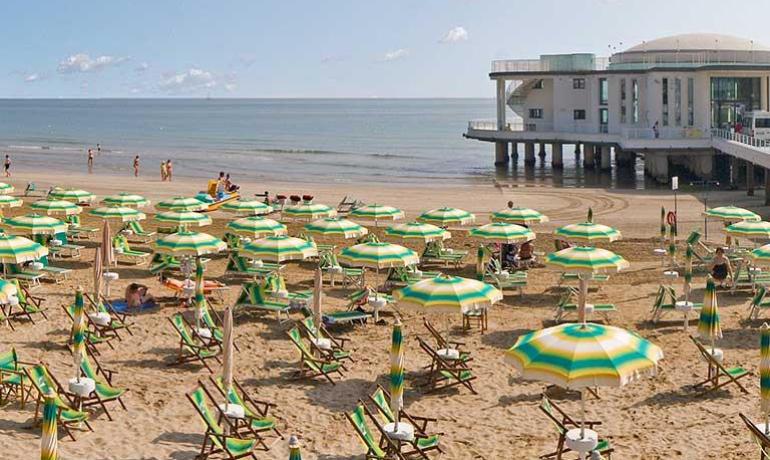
[710,247,732,286]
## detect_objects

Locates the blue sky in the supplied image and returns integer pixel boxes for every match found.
[3,0,770,98]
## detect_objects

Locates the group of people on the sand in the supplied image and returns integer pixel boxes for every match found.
[160,159,173,181]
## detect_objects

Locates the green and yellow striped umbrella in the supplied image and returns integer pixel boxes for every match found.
[0,195,22,209]
[49,188,95,203]
[0,183,14,194]
[288,435,302,460]
[155,211,212,228]
[282,202,337,221]
[154,231,226,257]
[4,214,67,235]
[194,257,207,330]
[761,323,770,430]
[546,246,629,273]
[395,275,502,314]
[40,394,58,460]
[470,222,535,244]
[102,193,150,208]
[339,242,418,269]
[31,200,81,216]
[221,199,273,216]
[226,216,287,238]
[697,276,722,348]
[491,207,549,225]
[156,196,209,212]
[417,207,475,226]
[726,220,770,240]
[385,222,450,243]
[554,222,621,244]
[304,218,368,240]
[350,204,404,224]
[390,318,405,428]
[660,206,666,241]
[0,279,17,304]
[504,322,663,389]
[71,288,87,380]
[753,244,770,265]
[241,235,317,262]
[90,206,146,222]
[703,205,760,222]
[684,244,693,301]
[0,234,48,263]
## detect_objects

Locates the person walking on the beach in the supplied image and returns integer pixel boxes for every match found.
[166,159,173,181]
[87,149,94,174]
[133,155,140,177]
[160,161,167,181]
[4,155,11,177]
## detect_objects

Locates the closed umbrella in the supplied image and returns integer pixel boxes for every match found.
[194,257,207,330]
[761,323,770,434]
[312,268,323,344]
[390,318,405,430]
[288,435,302,460]
[93,248,103,303]
[101,220,114,268]
[40,395,58,460]
[684,244,693,303]
[71,287,87,381]
[660,206,666,242]
[221,305,235,433]
[418,207,475,227]
[697,276,722,352]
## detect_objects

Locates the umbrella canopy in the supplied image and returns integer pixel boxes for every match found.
[4,214,67,235]
[304,218,368,240]
[71,288,87,381]
[0,279,18,304]
[395,275,502,314]
[350,204,405,222]
[761,323,770,427]
[491,207,549,225]
[470,222,535,244]
[0,234,48,264]
[385,222,450,243]
[241,235,317,263]
[102,193,150,208]
[282,203,337,221]
[0,182,13,194]
[390,318,405,428]
[154,231,227,257]
[753,244,770,265]
[703,205,760,222]
[0,195,22,209]
[155,211,212,227]
[288,435,302,460]
[417,207,475,226]
[554,222,621,244]
[156,196,209,212]
[221,199,273,215]
[725,220,770,240]
[40,395,58,460]
[226,216,287,238]
[338,242,419,269]
[90,207,146,222]
[31,200,81,216]
[504,322,663,389]
[48,188,95,203]
[697,276,722,346]
[546,246,629,273]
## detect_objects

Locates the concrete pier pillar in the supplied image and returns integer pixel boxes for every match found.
[600,146,611,170]
[730,157,740,188]
[495,79,506,130]
[583,143,595,169]
[495,142,509,166]
[538,142,547,159]
[524,142,536,165]
[645,153,670,183]
[574,143,581,154]
[510,142,518,160]
[551,142,564,169]
[616,148,635,168]
[748,162,755,196]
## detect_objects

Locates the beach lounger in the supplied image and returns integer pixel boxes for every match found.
[122,220,155,242]
[0,348,32,408]
[421,241,466,268]
[77,352,128,421]
[539,395,612,459]
[690,335,750,395]
[384,266,442,289]
[225,252,282,279]
[346,403,405,460]
[416,337,476,395]
[298,316,353,362]
[65,214,98,240]
[649,285,702,323]
[286,327,345,384]
[423,319,472,363]
[25,364,92,441]
[34,255,72,282]
[4,263,46,288]
[558,272,610,287]
[336,196,364,215]
[85,293,135,338]
[739,413,770,459]
[748,286,770,320]
[319,250,364,288]
[731,261,770,294]
[554,286,617,323]
[4,279,48,328]
[163,277,229,303]
[209,376,282,445]
[168,313,221,372]
[234,282,292,322]
[149,253,182,276]
[368,384,439,436]
[113,234,150,265]
[40,232,85,259]
[187,385,261,459]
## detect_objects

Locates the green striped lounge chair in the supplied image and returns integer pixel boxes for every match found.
[262,274,312,304]
[540,395,613,459]
[79,352,128,420]
[225,253,281,279]
[123,220,155,242]
[209,376,282,447]
[286,327,344,384]
[416,337,477,395]
[168,314,220,372]
[649,285,702,324]
[112,234,150,265]
[6,279,48,326]
[554,287,617,323]
[33,254,72,282]
[319,251,364,289]
[368,384,438,436]
[4,263,45,288]
[187,386,259,459]
[41,232,84,259]
[0,348,31,408]
[421,241,465,268]
[298,316,353,362]
[748,286,770,320]
[149,253,181,276]
[234,282,292,322]
[86,293,134,337]
[25,364,92,441]
[484,259,527,296]
[346,403,439,460]
[690,335,750,395]
[732,262,770,294]
[223,232,243,251]
[65,214,98,240]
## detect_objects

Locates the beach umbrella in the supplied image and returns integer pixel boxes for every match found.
[288,435,302,460]
[0,183,14,194]
[101,220,114,268]
[703,205,761,222]
[226,216,287,238]
[761,323,770,434]
[0,279,18,305]
[282,202,337,221]
[156,196,208,212]
[390,318,405,430]
[350,204,404,226]
[222,305,235,433]
[90,206,146,222]
[417,207,475,227]
[725,220,770,241]
[40,395,58,460]
[241,235,317,263]
[668,219,677,264]
[491,207,549,225]
[93,247,103,303]
[102,193,150,208]
[221,199,273,216]
[385,222,450,243]
[304,218,368,240]
[554,222,621,244]
[49,188,95,203]
[155,211,212,228]
[31,200,81,216]
[4,214,67,236]
[660,206,666,241]
[697,276,722,351]
[0,234,48,265]
[71,287,86,381]
[194,257,207,330]
[395,275,502,314]
[546,246,629,324]
[753,244,770,265]
[154,231,227,257]
[470,222,535,244]
[0,195,22,209]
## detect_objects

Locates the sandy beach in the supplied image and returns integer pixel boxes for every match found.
[1,168,769,459]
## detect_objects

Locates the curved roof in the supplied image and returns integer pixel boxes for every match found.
[624,33,770,53]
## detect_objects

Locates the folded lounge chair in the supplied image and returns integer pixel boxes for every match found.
[416,337,476,395]
[539,395,612,459]
[690,335,750,395]
[209,376,282,445]
[25,364,92,441]
[122,220,155,242]
[749,286,770,320]
[286,327,345,384]
[187,385,260,459]
[168,313,221,372]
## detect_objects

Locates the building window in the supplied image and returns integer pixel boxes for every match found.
[674,78,682,127]
[573,78,585,89]
[533,80,544,89]
[710,77,761,128]
[687,77,694,126]
[599,108,609,132]
[620,79,627,124]
[529,108,543,119]
[662,77,669,126]
[573,109,586,120]
[632,79,639,123]
[599,78,608,105]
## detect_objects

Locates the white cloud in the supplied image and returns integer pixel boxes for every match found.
[24,73,40,82]
[224,83,237,92]
[57,53,129,73]
[158,68,217,93]
[134,62,149,73]
[440,26,468,43]
[381,49,409,62]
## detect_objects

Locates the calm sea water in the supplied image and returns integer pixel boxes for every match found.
[0,98,651,187]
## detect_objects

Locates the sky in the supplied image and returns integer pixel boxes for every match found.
[3,0,770,98]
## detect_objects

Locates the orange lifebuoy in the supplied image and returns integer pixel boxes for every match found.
[666,211,677,226]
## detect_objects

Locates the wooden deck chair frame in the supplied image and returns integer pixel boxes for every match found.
[24,364,93,441]
[368,384,438,436]
[423,319,471,362]
[286,327,345,385]
[345,403,406,460]
[416,337,477,395]
[298,316,353,362]
[0,348,34,408]
[60,303,116,354]
[749,286,770,320]
[740,413,770,460]
[168,315,221,372]
[539,394,605,459]
[358,399,440,460]
[6,280,47,326]
[85,292,135,336]
[554,286,616,324]
[76,352,128,421]
[690,335,750,395]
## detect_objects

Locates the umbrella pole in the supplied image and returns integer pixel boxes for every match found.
[580,388,586,438]
[374,267,379,323]
[578,276,588,326]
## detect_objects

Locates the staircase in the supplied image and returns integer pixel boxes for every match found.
[506,79,540,118]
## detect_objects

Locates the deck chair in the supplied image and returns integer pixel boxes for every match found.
[336,196,364,215]
[85,293,135,339]
[163,277,229,303]
[0,348,32,408]
[484,258,527,296]
[65,214,98,240]
[690,335,750,395]
[62,303,116,354]
[421,241,465,268]
[77,352,128,421]
[351,401,440,460]
[749,286,770,320]
[112,234,150,265]
[234,282,292,322]
[223,232,244,252]
[181,307,240,352]
[346,403,405,460]
[558,272,610,287]
[286,327,345,384]
[4,262,46,288]
[225,252,282,279]
[34,254,72,282]
[5,279,48,326]
[320,251,364,289]
[25,364,92,441]
[149,253,181,276]
[368,384,438,436]
[384,266,441,289]
[416,337,476,395]
[209,376,282,444]
[739,413,770,460]
[313,294,372,327]
[423,319,472,363]
[298,316,353,362]
[554,287,617,323]
[262,273,312,303]
[187,385,260,459]
[539,395,612,459]
[122,220,155,242]
[168,314,221,372]
[649,285,702,323]
[732,261,770,294]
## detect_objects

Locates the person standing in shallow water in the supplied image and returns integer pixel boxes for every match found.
[166,159,173,181]
[133,155,140,177]
[87,149,94,173]
[160,161,167,181]
[4,155,10,177]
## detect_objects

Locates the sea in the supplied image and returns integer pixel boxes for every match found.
[0,98,653,188]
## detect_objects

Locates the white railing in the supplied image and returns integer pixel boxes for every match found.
[712,129,770,148]
[491,57,610,73]
[621,126,710,140]
[610,50,770,67]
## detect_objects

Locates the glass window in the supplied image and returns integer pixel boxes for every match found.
[674,78,682,127]
[710,77,761,128]
[687,77,694,126]
[632,79,639,123]
[599,108,609,133]
[620,79,626,124]
[599,78,608,105]
[533,80,544,89]
[662,78,669,126]
[573,109,586,120]
[529,108,543,119]
[573,78,585,89]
